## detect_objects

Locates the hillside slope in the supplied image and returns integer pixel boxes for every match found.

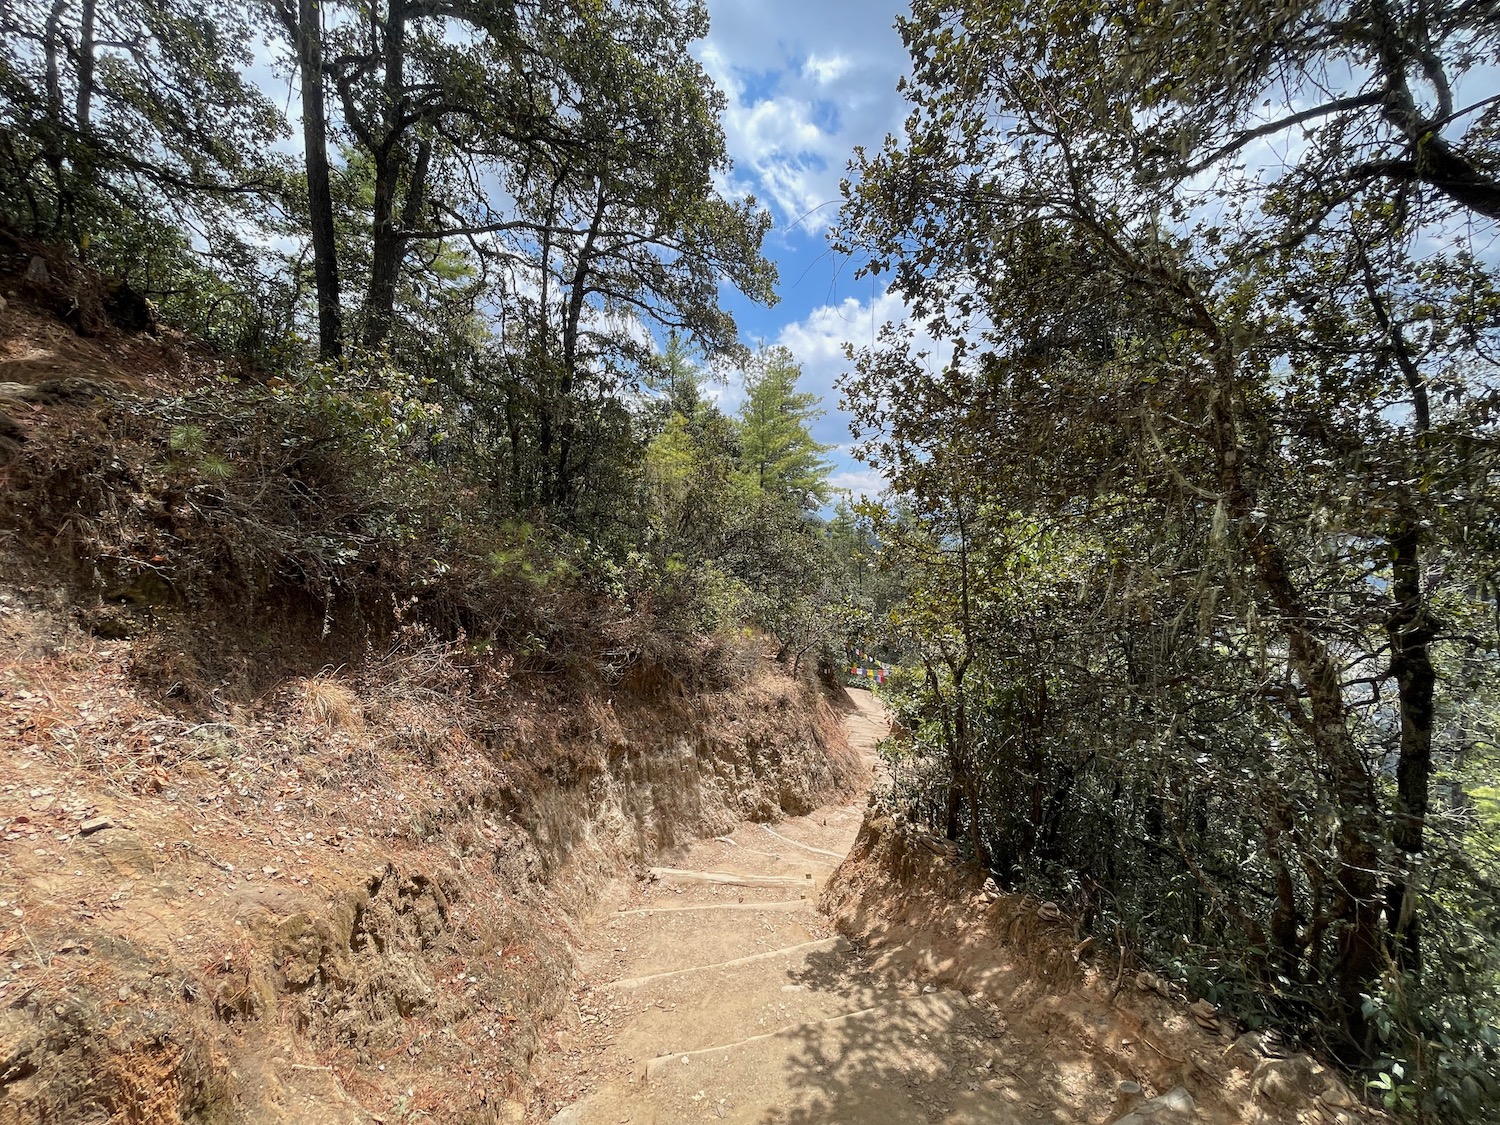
[0,282,864,1124]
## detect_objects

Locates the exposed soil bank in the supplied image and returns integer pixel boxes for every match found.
[0,585,862,1124]
[0,279,865,1124]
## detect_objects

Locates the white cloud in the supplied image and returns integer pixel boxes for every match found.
[828,465,886,502]
[778,289,907,375]
[777,288,951,427]
[694,2,923,499]
[699,2,909,233]
[736,283,951,500]
[803,53,850,86]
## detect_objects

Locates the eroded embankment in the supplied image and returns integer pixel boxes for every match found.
[820,814,1382,1125]
[0,592,862,1125]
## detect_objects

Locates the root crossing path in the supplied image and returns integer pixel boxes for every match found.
[542,690,1042,1125]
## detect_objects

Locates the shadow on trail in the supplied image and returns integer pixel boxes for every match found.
[751,944,1104,1125]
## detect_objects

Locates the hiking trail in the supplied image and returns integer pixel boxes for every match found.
[539,689,1086,1125]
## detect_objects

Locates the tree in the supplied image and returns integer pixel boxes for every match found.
[267,0,774,373]
[0,0,291,336]
[737,345,834,510]
[0,0,284,237]
[1115,0,1500,222]
[490,1,774,510]
[838,0,1500,1096]
[274,0,343,360]
[647,333,711,420]
[284,0,774,519]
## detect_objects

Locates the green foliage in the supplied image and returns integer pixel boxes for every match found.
[272,0,778,510]
[0,0,819,664]
[1362,969,1500,1121]
[487,522,579,592]
[167,423,233,482]
[0,0,293,349]
[839,0,1500,1114]
[280,358,446,481]
[630,344,857,655]
[0,0,780,484]
[736,345,835,510]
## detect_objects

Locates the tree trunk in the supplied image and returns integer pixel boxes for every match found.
[954,702,992,868]
[400,140,431,231]
[295,0,343,360]
[41,0,72,238]
[532,180,559,506]
[361,0,408,351]
[921,656,965,841]
[1358,240,1435,976]
[75,0,97,130]
[552,188,608,508]
[944,777,962,841]
[1385,523,1434,972]
[1209,350,1382,1057]
[1263,799,1304,976]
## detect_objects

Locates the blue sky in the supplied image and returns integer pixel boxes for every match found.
[694,1,915,501]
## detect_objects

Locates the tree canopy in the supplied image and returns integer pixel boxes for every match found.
[737,345,836,510]
[0,0,865,687]
[838,0,1500,1116]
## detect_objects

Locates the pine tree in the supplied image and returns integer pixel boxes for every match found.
[736,346,834,510]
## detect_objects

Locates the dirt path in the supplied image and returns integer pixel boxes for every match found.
[540,689,1052,1125]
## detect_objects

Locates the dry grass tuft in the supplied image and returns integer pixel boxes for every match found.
[298,675,363,733]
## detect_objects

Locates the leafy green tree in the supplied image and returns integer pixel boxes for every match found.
[642,336,743,555]
[646,332,712,420]
[302,0,547,351]
[0,0,285,241]
[838,0,1500,1102]
[0,0,292,342]
[274,0,775,388]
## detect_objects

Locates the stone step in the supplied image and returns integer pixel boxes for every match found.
[627,874,816,911]
[598,935,896,1063]
[593,905,822,978]
[639,990,1024,1125]
[641,1000,894,1081]
[606,937,849,992]
[647,867,818,888]
[554,990,1028,1125]
[757,824,846,861]
[699,834,842,875]
[749,806,865,853]
[648,807,862,884]
[613,899,811,918]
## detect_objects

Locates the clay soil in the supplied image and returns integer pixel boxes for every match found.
[0,579,862,1125]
